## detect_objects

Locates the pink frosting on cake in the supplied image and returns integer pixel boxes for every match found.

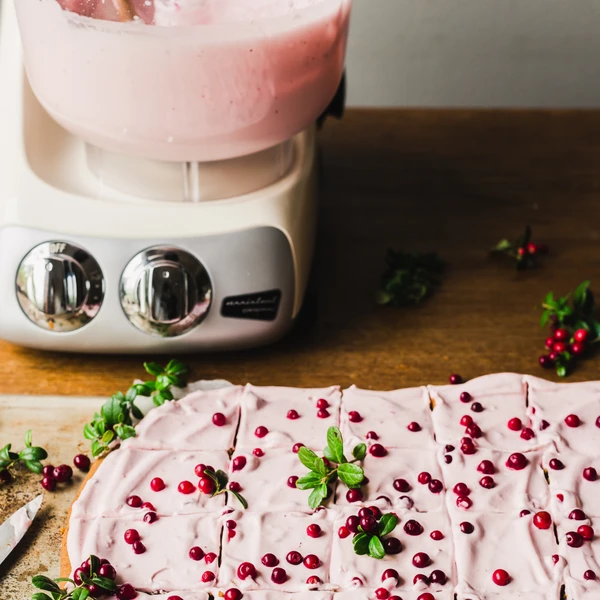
[66,375,600,599]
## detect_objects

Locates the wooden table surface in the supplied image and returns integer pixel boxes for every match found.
[2,108,600,396]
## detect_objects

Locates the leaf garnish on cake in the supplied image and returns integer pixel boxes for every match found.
[200,467,248,509]
[296,426,366,509]
[351,511,399,560]
[83,360,189,458]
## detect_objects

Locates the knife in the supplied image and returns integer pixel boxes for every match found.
[0,494,43,565]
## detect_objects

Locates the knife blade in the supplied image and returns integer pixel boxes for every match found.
[0,494,43,565]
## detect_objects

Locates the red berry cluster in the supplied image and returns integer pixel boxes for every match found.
[40,464,73,492]
[539,327,589,375]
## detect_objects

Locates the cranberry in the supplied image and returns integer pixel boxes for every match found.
[225,520,237,530]
[492,569,510,586]
[229,481,241,493]
[453,482,470,496]
[445,445,455,453]
[286,551,303,565]
[375,588,390,600]
[413,574,429,586]
[178,480,195,495]
[360,515,378,532]
[205,552,217,564]
[569,509,587,520]
[571,342,586,355]
[540,419,550,430]
[552,554,560,565]
[585,570,597,581]
[565,414,581,428]
[460,522,474,534]
[566,531,584,548]
[382,568,399,582]
[317,409,330,419]
[338,526,350,538]
[292,443,304,453]
[583,467,598,481]
[316,398,329,409]
[549,458,564,470]
[271,568,287,584]
[369,444,387,457]
[201,571,215,583]
[306,524,322,538]
[186,546,204,561]
[306,576,322,585]
[554,328,569,341]
[545,336,555,349]
[460,415,474,427]
[404,519,424,536]
[255,426,268,438]
[449,374,463,385]
[212,413,226,426]
[417,472,431,485]
[237,562,257,580]
[557,494,564,502]
[461,441,476,455]
[348,411,362,423]
[430,530,444,540]
[143,511,158,524]
[53,465,73,483]
[393,478,410,492]
[194,463,207,478]
[73,568,86,585]
[549,352,559,361]
[116,584,138,600]
[479,476,496,489]
[41,476,56,492]
[98,563,116,580]
[343,515,359,533]
[533,511,552,530]
[140,502,155,512]
[476,460,494,475]
[383,537,402,554]
[287,476,299,489]
[520,427,534,440]
[408,422,422,432]
[578,525,594,540]
[539,355,553,369]
[366,431,379,440]
[506,453,528,471]
[417,595,434,600]
[73,454,91,472]
[456,495,473,509]
[427,479,442,493]
[150,477,165,492]
[471,402,483,413]
[346,489,363,503]
[507,417,522,431]
[126,495,142,508]
[520,510,531,517]
[132,541,146,554]
[225,589,243,600]
[287,410,300,420]
[412,552,430,568]
[258,553,279,568]
[358,507,373,517]
[304,554,320,569]
[574,328,589,343]
[553,341,568,354]
[369,506,382,519]
[429,570,447,585]
[444,455,453,464]
[460,391,472,403]
[0,470,11,484]
[198,477,216,495]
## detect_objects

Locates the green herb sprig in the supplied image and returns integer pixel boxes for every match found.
[0,430,48,480]
[31,555,115,600]
[376,250,445,307]
[201,467,248,509]
[492,226,548,270]
[296,427,366,509]
[84,360,189,458]
[352,512,398,560]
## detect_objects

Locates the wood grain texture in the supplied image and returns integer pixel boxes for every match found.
[2,109,600,394]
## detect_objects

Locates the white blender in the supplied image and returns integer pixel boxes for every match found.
[0,0,351,353]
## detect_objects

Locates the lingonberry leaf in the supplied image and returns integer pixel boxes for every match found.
[130,403,144,420]
[143,362,164,377]
[378,513,398,536]
[215,470,229,489]
[32,577,61,593]
[72,589,90,600]
[24,460,43,474]
[326,427,345,464]
[24,430,32,448]
[113,424,136,441]
[101,430,116,445]
[352,532,370,555]
[0,444,10,460]
[31,594,54,600]
[231,490,248,510]
[368,535,385,560]
[337,463,365,487]
[298,447,325,473]
[100,396,124,428]
[296,473,323,490]
[90,440,105,458]
[90,575,117,592]
[20,447,48,461]
[352,443,367,461]
[323,445,337,463]
[308,484,327,510]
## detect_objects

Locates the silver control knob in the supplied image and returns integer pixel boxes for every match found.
[120,246,212,337]
[16,241,105,332]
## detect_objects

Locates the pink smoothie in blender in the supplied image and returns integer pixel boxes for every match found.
[15,0,352,162]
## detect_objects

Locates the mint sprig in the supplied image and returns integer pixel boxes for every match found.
[0,430,48,481]
[202,468,248,509]
[351,512,398,560]
[296,427,366,509]
[31,555,116,600]
[84,360,189,458]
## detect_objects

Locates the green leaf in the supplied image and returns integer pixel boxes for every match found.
[133,383,155,396]
[91,440,106,458]
[295,473,323,490]
[326,427,345,464]
[31,594,53,600]
[352,532,370,555]
[308,484,328,509]
[153,391,168,407]
[83,423,100,441]
[90,575,117,592]
[125,387,138,403]
[493,238,512,252]
[130,403,144,420]
[72,588,90,600]
[156,373,176,390]
[101,396,125,428]
[231,490,248,509]
[540,310,550,328]
[20,447,48,461]
[368,535,386,559]
[573,280,591,310]
[166,359,190,376]
[101,430,116,445]
[323,445,336,463]
[24,430,32,448]
[215,469,229,489]
[337,463,365,487]
[298,447,324,473]
[0,444,11,460]
[557,364,568,378]
[378,513,398,536]
[31,576,60,593]
[24,460,43,474]
[144,362,164,377]
[352,443,367,461]
[114,424,136,441]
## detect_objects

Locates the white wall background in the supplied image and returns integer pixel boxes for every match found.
[346,0,600,108]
